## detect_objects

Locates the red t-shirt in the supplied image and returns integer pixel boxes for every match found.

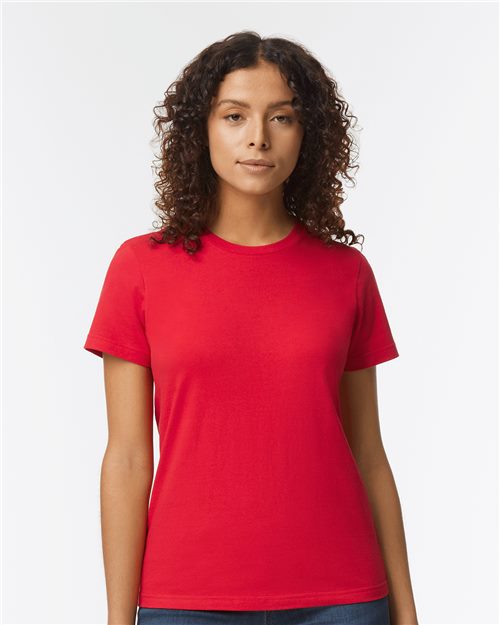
[83,220,399,611]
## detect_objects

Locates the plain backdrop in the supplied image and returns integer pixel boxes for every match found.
[2,2,498,624]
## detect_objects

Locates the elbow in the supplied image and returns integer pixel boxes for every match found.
[353,444,389,475]
[102,446,154,476]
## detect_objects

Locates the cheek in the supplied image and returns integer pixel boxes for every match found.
[289,126,304,149]
[282,132,303,162]
[208,136,229,166]
[209,128,239,161]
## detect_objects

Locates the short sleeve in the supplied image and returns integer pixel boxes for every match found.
[344,252,399,371]
[83,242,151,367]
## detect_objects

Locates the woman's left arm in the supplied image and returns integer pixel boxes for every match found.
[339,366,419,625]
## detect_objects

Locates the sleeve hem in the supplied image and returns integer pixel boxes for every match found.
[344,343,399,371]
[83,334,151,368]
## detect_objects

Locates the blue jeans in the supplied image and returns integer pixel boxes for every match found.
[137,596,390,624]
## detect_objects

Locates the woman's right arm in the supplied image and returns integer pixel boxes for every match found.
[100,353,154,625]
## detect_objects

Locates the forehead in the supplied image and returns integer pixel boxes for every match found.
[211,63,294,107]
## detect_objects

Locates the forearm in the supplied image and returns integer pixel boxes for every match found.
[100,453,153,625]
[357,456,419,625]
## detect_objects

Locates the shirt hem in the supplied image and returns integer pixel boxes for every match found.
[138,580,389,610]
[83,334,151,368]
[344,342,399,371]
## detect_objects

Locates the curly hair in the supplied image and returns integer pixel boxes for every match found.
[148,31,365,255]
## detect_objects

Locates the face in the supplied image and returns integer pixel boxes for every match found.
[206,60,304,196]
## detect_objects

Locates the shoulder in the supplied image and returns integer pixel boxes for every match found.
[116,230,173,262]
[315,238,365,271]
[329,240,374,274]
[119,230,159,252]
[100,232,160,279]
[114,230,187,280]
[329,239,363,259]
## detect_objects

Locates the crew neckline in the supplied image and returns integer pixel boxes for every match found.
[203,220,306,255]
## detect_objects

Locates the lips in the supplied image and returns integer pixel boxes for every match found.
[238,159,274,167]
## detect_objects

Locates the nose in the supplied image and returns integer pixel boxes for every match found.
[247,120,269,149]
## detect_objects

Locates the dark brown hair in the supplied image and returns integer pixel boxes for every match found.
[149,31,365,254]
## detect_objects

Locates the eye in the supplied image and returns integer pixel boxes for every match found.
[223,113,243,122]
[223,113,293,124]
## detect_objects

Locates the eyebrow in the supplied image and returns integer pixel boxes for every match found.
[216,99,295,109]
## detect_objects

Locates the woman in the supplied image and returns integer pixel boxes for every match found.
[84,31,418,625]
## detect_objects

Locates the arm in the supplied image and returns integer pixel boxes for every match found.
[339,366,418,625]
[100,354,154,625]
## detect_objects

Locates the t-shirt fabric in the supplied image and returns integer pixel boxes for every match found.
[83,220,399,611]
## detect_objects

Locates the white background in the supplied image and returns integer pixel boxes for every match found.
[2,2,498,624]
